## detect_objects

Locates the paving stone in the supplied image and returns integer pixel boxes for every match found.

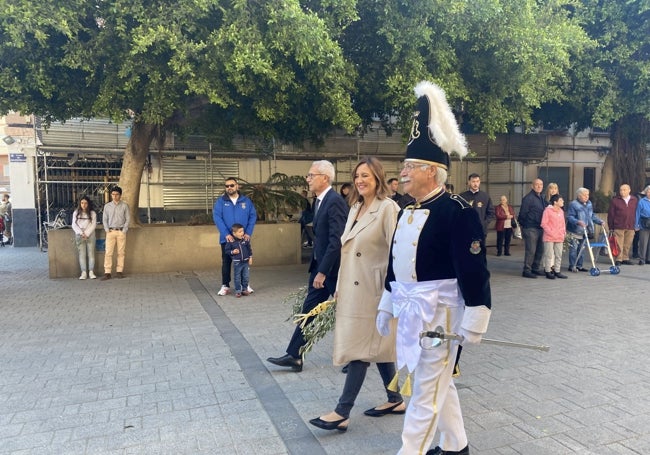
[1,246,650,454]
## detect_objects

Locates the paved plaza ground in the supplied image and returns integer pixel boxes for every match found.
[1,242,650,454]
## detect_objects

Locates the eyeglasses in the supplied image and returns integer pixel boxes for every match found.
[401,162,430,172]
[306,173,325,179]
[224,184,236,188]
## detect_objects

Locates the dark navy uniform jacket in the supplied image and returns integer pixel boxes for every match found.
[384,192,491,310]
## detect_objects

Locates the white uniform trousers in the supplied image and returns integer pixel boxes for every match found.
[398,305,467,455]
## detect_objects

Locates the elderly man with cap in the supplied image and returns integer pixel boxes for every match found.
[375,81,492,455]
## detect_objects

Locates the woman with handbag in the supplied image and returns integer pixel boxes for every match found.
[635,185,650,265]
[495,195,516,256]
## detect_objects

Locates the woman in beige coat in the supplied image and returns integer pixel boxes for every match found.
[309,157,403,433]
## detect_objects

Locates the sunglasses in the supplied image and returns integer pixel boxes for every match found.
[225,184,236,188]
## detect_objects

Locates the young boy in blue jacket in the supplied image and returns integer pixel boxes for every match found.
[225,223,253,297]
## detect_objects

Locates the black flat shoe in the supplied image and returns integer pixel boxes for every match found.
[308,416,349,432]
[363,401,406,417]
[577,267,589,272]
[267,354,303,372]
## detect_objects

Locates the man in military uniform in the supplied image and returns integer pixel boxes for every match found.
[376,81,492,455]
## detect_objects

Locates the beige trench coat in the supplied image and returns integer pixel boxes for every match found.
[332,197,399,366]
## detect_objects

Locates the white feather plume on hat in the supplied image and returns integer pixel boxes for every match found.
[414,81,468,159]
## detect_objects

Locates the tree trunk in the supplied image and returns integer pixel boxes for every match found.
[598,153,615,196]
[118,121,157,226]
[610,115,649,194]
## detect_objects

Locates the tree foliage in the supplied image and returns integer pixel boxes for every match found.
[343,0,589,137]
[534,0,650,193]
[1,0,595,216]
[0,0,359,221]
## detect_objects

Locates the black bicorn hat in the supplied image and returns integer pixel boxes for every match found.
[405,81,468,169]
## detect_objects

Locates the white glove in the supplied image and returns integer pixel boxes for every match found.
[376,311,392,337]
[459,327,482,345]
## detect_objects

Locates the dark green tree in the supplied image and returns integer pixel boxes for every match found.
[534,0,650,194]
[340,0,589,138]
[0,0,359,222]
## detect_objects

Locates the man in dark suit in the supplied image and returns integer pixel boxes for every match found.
[459,173,494,241]
[267,160,348,372]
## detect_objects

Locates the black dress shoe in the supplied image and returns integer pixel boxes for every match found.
[622,260,633,265]
[308,416,349,432]
[532,270,546,276]
[545,272,556,279]
[577,267,589,272]
[363,401,406,417]
[267,354,303,372]
[426,445,469,455]
[554,271,568,279]
[522,271,537,278]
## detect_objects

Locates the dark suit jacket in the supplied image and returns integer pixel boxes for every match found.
[310,188,348,278]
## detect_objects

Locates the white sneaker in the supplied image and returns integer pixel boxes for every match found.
[218,285,230,296]
[89,271,97,279]
[247,285,254,294]
[79,272,87,280]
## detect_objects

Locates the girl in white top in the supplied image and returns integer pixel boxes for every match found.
[72,196,98,279]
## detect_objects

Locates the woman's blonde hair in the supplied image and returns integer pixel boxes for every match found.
[546,182,559,200]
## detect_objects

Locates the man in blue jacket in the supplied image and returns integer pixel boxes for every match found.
[567,187,604,272]
[213,177,257,296]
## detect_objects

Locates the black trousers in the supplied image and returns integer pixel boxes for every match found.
[334,360,402,418]
[522,227,544,272]
[496,228,513,254]
[220,243,232,286]
[286,267,337,358]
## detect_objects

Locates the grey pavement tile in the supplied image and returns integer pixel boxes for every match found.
[3,247,650,454]
[509,437,580,454]
[512,415,573,438]
[566,424,631,447]
[0,431,54,453]
[607,413,650,436]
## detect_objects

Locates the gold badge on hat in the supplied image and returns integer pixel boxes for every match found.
[470,240,481,255]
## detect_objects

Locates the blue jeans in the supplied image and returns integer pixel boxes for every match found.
[568,233,586,270]
[75,233,96,273]
[233,260,249,293]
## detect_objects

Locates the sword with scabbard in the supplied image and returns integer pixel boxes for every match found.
[419,326,550,352]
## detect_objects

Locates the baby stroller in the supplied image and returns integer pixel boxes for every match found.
[578,226,620,276]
